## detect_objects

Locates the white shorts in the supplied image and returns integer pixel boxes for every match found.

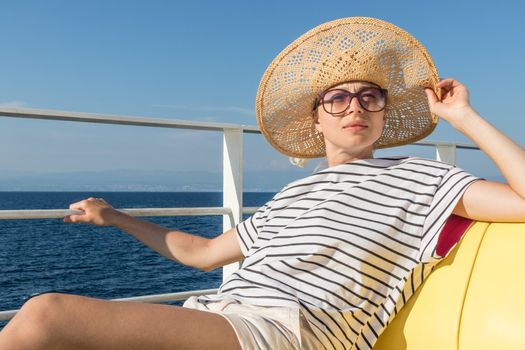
[182,296,322,350]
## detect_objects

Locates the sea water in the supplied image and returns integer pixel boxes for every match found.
[0,191,274,329]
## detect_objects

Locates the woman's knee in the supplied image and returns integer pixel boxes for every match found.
[12,293,76,347]
[22,292,70,322]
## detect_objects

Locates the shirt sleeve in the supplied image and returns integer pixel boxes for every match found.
[418,166,481,264]
[235,200,273,257]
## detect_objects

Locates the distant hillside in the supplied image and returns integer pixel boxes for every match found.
[0,169,312,192]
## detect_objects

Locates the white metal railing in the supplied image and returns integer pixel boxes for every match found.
[0,107,261,133]
[0,106,480,322]
[0,289,220,321]
[0,207,259,220]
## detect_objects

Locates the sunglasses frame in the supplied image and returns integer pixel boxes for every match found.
[315,87,388,115]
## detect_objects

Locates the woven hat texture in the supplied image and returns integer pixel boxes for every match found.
[256,17,440,158]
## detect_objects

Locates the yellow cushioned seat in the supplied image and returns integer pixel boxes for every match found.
[373,222,525,350]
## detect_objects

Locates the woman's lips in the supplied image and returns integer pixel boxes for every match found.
[343,123,368,131]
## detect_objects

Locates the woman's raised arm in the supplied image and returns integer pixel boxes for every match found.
[425,79,525,222]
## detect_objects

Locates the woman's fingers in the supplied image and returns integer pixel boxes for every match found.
[64,200,86,223]
[64,198,114,226]
[436,78,458,88]
[63,214,83,223]
[69,201,85,211]
[424,79,469,106]
[424,88,438,106]
[437,79,469,102]
[423,78,475,129]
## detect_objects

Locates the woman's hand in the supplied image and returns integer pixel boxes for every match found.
[424,78,475,129]
[64,197,121,226]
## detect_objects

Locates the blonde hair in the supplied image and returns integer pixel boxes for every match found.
[289,157,329,173]
[289,157,309,168]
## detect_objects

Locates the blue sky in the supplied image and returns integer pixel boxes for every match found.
[0,1,524,190]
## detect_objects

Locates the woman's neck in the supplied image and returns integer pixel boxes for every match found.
[326,148,374,167]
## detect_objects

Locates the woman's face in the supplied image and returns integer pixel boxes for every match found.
[314,81,386,159]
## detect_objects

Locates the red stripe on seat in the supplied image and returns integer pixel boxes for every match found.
[436,214,473,257]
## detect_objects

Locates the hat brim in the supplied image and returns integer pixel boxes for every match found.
[256,17,440,158]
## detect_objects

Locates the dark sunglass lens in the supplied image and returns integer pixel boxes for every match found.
[359,88,386,111]
[323,90,350,114]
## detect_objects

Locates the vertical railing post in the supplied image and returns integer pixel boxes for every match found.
[222,128,243,280]
[435,144,456,165]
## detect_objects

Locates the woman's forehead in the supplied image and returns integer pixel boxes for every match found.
[330,81,380,90]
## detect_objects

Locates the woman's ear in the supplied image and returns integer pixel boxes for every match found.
[312,110,322,133]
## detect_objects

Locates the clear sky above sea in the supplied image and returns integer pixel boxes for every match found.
[0,0,523,190]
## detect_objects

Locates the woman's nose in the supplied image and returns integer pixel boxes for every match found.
[347,95,364,114]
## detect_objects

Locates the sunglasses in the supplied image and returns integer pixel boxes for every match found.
[316,87,388,115]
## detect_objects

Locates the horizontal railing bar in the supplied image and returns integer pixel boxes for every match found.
[113,288,219,303]
[0,207,261,220]
[0,288,219,321]
[0,107,480,149]
[243,207,258,215]
[0,207,232,220]
[121,207,232,217]
[411,140,479,150]
[0,310,17,322]
[0,107,261,133]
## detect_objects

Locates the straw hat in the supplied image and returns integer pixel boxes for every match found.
[255,17,440,158]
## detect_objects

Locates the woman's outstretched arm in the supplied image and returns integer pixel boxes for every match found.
[63,198,244,271]
[425,79,525,222]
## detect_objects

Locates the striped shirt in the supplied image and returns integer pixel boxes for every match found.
[198,156,480,349]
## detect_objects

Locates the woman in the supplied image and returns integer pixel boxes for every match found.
[1,17,524,350]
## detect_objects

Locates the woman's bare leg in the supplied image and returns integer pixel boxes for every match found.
[0,293,242,350]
